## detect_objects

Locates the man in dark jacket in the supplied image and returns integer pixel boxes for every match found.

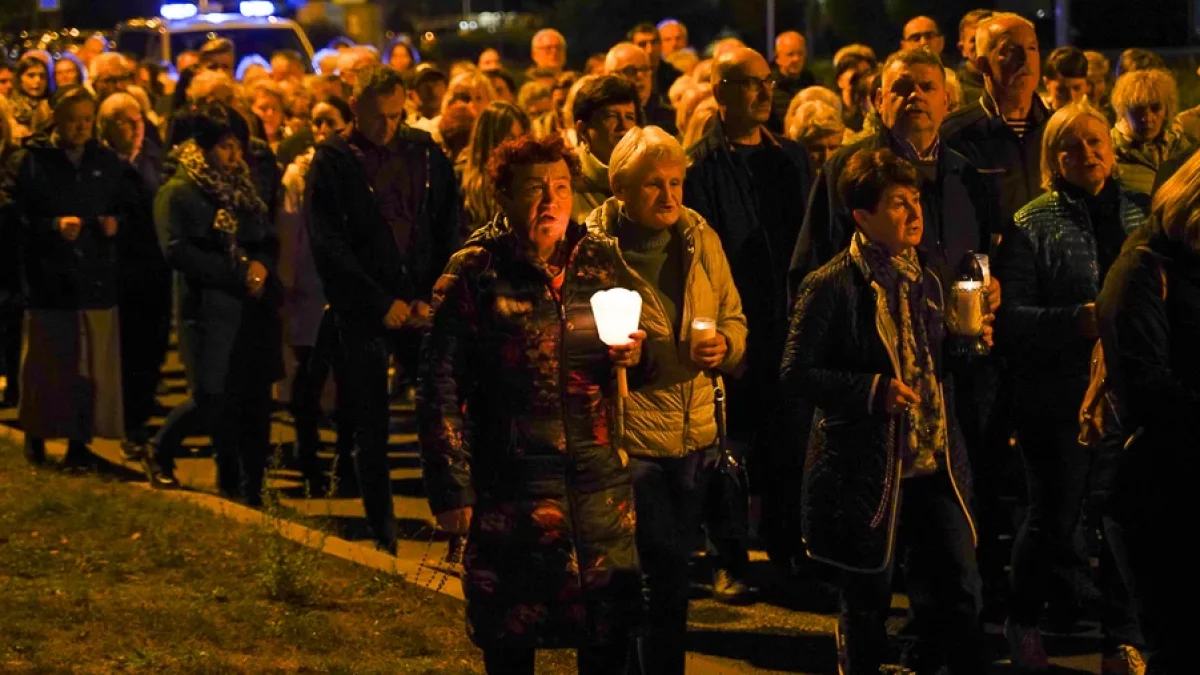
[684,46,814,599]
[941,12,1049,226]
[306,64,459,554]
[768,31,817,135]
[791,48,999,297]
[629,22,682,98]
[955,10,993,107]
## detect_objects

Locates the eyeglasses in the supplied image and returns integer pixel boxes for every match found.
[904,31,942,43]
[721,76,778,91]
[617,65,653,79]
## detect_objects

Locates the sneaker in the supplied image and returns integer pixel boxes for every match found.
[141,454,180,489]
[1005,619,1049,672]
[1101,644,1147,675]
[119,440,146,462]
[712,568,755,605]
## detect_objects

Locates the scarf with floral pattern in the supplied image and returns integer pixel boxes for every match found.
[850,231,948,476]
[172,139,266,237]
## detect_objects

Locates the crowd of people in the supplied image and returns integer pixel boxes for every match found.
[0,10,1193,675]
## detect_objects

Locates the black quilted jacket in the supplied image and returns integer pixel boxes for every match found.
[780,248,975,573]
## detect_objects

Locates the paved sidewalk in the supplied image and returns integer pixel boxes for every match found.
[0,345,1106,674]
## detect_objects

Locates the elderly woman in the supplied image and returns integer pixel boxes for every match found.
[1110,68,1197,196]
[994,101,1149,669]
[583,126,747,674]
[781,148,986,673]
[786,100,845,170]
[97,92,172,459]
[418,134,645,674]
[144,103,281,505]
[11,86,133,468]
[1097,151,1200,675]
[461,100,531,233]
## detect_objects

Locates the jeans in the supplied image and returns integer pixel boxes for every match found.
[481,639,630,675]
[838,470,984,675]
[628,446,717,675]
[1009,415,1094,625]
[335,318,400,550]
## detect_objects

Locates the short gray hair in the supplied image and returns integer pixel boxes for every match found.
[608,125,688,192]
[1111,68,1179,124]
[98,91,140,123]
[786,100,843,144]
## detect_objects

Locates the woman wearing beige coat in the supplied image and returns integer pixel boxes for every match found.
[584,125,747,675]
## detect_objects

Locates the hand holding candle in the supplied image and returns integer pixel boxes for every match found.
[590,288,644,397]
[690,317,727,370]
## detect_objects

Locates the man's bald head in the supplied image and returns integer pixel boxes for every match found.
[711,38,746,63]
[336,47,378,88]
[775,31,807,78]
[658,20,688,57]
[712,47,769,86]
[531,29,567,72]
[606,42,653,106]
[975,13,1039,105]
[902,15,945,54]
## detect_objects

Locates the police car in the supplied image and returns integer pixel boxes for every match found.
[113,2,314,70]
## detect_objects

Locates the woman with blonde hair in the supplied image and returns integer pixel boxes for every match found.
[1096,149,1200,675]
[460,100,531,232]
[786,100,844,169]
[674,83,712,140]
[584,125,746,674]
[1109,68,1196,195]
[246,79,289,153]
[994,101,1150,669]
[681,96,718,151]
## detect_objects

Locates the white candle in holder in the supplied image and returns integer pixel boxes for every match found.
[690,317,717,363]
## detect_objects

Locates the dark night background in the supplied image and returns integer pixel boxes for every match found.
[1,0,1197,61]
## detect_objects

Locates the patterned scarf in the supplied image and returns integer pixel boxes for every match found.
[850,232,948,476]
[172,139,266,237]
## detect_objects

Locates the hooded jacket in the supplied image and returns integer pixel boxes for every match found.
[585,198,747,458]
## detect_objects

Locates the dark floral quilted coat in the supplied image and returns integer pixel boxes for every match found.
[417,216,642,651]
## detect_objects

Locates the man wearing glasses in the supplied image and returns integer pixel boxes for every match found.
[683,47,814,604]
[605,42,676,135]
[528,29,567,80]
[902,15,946,58]
[629,22,681,96]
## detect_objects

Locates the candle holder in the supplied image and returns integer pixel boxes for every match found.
[947,252,991,359]
[589,288,642,398]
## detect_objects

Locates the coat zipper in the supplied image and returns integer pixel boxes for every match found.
[552,267,590,635]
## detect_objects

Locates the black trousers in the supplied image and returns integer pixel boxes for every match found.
[119,301,170,441]
[481,639,631,675]
[1009,414,1094,625]
[334,318,400,550]
[0,306,22,404]
[1104,448,1185,674]
[838,470,984,675]
[290,312,353,479]
[628,446,717,675]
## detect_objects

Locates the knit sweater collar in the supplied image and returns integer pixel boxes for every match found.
[616,208,672,252]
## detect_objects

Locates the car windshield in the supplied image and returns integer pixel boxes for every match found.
[116,26,310,71]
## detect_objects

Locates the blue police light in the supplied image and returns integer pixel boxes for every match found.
[239,1,275,16]
[160,3,199,19]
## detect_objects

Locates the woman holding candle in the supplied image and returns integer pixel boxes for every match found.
[780,147,989,674]
[417,134,645,674]
[993,101,1149,670]
[584,125,747,674]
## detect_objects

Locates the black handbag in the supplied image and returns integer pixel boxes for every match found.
[709,374,749,536]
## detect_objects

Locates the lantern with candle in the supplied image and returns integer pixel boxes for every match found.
[589,288,642,397]
[946,251,991,359]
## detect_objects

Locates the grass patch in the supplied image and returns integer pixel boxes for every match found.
[0,438,487,674]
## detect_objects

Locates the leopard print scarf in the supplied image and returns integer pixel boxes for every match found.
[172,139,266,236]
